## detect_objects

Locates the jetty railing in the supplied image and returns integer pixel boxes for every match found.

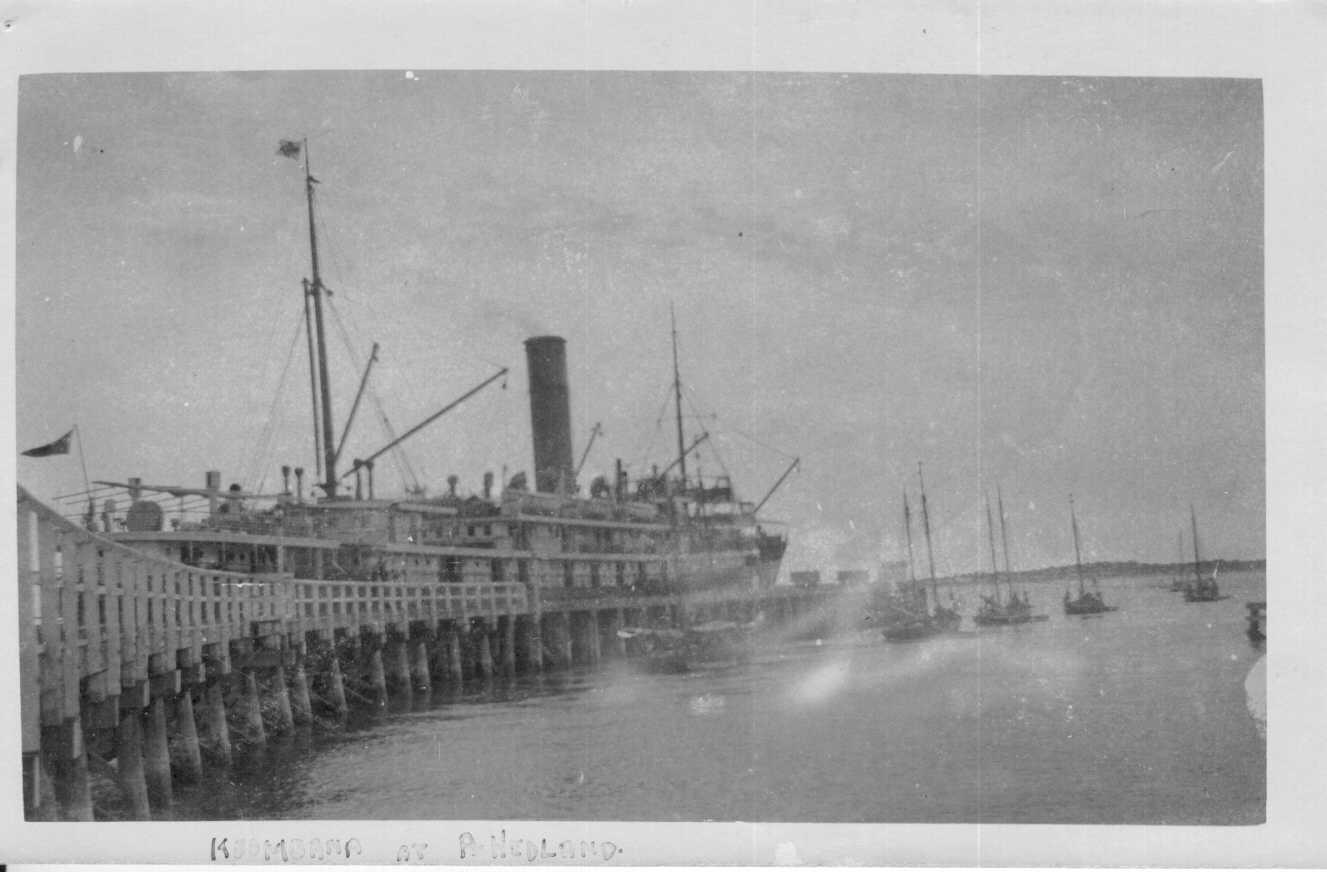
[17,486,529,769]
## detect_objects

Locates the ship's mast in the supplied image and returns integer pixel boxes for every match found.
[302,138,339,498]
[302,278,323,482]
[670,303,687,489]
[917,462,938,604]
[1071,494,1086,597]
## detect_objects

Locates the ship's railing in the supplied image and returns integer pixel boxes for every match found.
[286,580,529,629]
[541,581,672,601]
[186,511,319,537]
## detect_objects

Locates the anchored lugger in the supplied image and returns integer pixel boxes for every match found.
[879,465,963,643]
[1183,504,1228,603]
[975,487,1049,626]
[1062,495,1117,617]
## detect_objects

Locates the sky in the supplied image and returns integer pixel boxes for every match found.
[14,71,1263,576]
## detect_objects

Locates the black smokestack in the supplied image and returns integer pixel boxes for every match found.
[525,336,576,494]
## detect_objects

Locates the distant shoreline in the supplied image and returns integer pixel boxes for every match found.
[938,559,1265,586]
[793,559,1267,588]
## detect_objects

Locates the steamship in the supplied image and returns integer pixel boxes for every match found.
[87,142,792,608]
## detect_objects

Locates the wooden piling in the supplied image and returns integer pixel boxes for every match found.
[47,718,93,821]
[203,680,232,767]
[559,613,574,667]
[447,628,464,684]
[242,671,267,747]
[397,641,415,702]
[327,656,349,718]
[173,689,203,782]
[271,664,295,735]
[290,662,313,726]
[427,628,448,682]
[608,609,627,658]
[368,649,388,706]
[568,612,585,665]
[26,747,59,820]
[116,708,151,819]
[570,612,585,664]
[585,611,602,664]
[143,695,173,811]
[524,615,544,673]
[411,640,432,691]
[476,621,494,678]
[541,614,557,669]
[501,617,517,675]
[388,640,413,698]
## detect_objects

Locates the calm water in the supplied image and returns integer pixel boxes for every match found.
[171,572,1265,824]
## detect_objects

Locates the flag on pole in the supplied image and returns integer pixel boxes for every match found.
[278,139,302,159]
[22,429,73,457]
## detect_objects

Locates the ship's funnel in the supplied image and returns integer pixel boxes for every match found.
[525,336,576,494]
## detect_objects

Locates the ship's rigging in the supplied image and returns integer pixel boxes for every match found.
[278,137,508,501]
[615,302,801,515]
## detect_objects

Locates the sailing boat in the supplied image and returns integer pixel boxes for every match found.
[1063,495,1117,616]
[881,482,959,642]
[882,464,964,641]
[975,488,1049,626]
[881,491,932,642]
[918,463,962,633]
[1169,529,1189,592]
[996,485,1039,614]
[1183,505,1228,603]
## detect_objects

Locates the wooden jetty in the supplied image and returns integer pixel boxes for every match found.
[16,485,836,820]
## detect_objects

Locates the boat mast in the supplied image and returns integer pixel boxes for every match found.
[670,303,687,490]
[903,491,917,587]
[1190,503,1203,585]
[985,492,1001,598]
[997,484,1013,576]
[301,138,339,498]
[917,462,938,605]
[1070,494,1086,597]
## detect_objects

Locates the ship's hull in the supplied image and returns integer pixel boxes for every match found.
[881,619,963,642]
[1063,593,1117,616]
[974,611,1050,626]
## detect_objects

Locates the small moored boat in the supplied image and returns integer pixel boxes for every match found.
[1062,495,1117,616]
[1183,505,1229,603]
[620,621,753,673]
[974,487,1049,626]
[881,466,963,642]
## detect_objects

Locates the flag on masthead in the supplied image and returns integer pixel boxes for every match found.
[21,429,73,457]
[278,139,302,159]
